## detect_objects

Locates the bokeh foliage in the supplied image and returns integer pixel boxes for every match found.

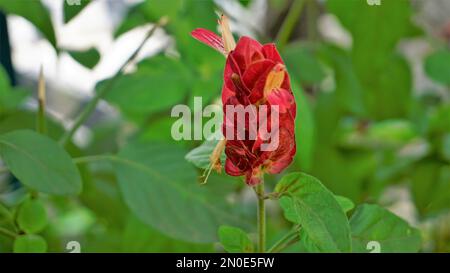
[0,0,449,253]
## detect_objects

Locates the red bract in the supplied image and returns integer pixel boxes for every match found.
[192,18,296,186]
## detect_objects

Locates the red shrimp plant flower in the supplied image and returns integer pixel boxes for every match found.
[191,15,296,186]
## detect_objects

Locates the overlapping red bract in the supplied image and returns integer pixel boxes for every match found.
[191,28,225,54]
[192,30,296,186]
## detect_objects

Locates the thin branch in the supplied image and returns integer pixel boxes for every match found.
[275,0,306,51]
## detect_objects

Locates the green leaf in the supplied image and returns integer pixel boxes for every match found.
[17,198,48,234]
[335,195,354,214]
[369,120,416,144]
[425,49,450,85]
[64,0,91,23]
[138,117,183,143]
[298,229,320,253]
[364,55,412,119]
[327,0,415,119]
[441,134,450,162]
[350,204,421,253]
[0,130,82,195]
[68,48,100,69]
[0,0,57,49]
[317,44,366,116]
[13,234,47,253]
[283,43,326,85]
[100,56,191,116]
[327,0,417,53]
[275,172,352,252]
[338,119,417,150]
[411,162,450,215]
[114,0,224,108]
[292,81,315,171]
[185,139,225,169]
[113,141,249,243]
[114,0,183,37]
[310,93,378,200]
[164,0,221,65]
[218,226,254,253]
[51,207,95,237]
[122,215,213,252]
[428,104,450,134]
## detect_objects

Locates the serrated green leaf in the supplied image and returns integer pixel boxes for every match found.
[218,226,254,253]
[275,172,351,252]
[0,130,82,195]
[350,204,421,253]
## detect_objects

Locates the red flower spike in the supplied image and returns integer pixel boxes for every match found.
[191,16,297,186]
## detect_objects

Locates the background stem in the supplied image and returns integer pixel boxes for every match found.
[256,180,266,253]
[58,17,168,147]
[307,0,319,41]
[275,0,306,51]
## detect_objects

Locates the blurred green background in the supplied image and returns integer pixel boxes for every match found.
[0,0,450,252]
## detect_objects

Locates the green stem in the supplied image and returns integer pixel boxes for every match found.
[59,17,168,147]
[0,227,16,239]
[306,0,319,42]
[267,226,301,253]
[275,0,306,51]
[255,180,266,253]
